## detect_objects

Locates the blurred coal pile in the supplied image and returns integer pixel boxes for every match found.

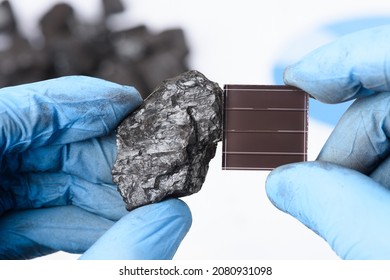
[0,0,190,98]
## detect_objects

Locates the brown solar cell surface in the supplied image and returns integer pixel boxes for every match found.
[222,85,308,170]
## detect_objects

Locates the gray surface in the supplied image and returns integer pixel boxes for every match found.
[113,70,223,210]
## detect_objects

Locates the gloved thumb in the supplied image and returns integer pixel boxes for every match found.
[266,161,390,259]
[79,199,192,260]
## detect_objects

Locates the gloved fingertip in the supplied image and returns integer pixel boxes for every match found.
[266,161,390,259]
[160,198,193,226]
[284,62,321,99]
[148,198,193,257]
[283,64,299,87]
[121,85,143,104]
[162,198,192,214]
[265,163,298,212]
[129,198,192,229]
[79,198,192,260]
[109,84,143,115]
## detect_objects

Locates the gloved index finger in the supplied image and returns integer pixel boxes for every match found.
[0,76,142,156]
[284,24,390,104]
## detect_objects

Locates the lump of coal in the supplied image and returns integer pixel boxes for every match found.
[112,70,223,210]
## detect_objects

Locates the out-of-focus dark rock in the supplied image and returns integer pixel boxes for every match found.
[151,29,189,59]
[45,36,98,75]
[112,70,223,211]
[136,50,188,95]
[39,3,75,39]
[96,58,147,95]
[106,25,190,98]
[102,0,125,17]
[110,25,151,62]
[0,35,49,85]
[0,1,17,34]
[0,0,190,99]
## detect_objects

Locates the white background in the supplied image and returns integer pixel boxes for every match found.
[8,0,390,259]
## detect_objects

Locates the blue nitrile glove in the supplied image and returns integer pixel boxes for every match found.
[0,76,192,260]
[266,24,390,259]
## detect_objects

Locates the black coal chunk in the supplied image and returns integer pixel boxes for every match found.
[112,70,223,210]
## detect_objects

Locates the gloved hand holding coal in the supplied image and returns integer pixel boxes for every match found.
[0,75,193,259]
